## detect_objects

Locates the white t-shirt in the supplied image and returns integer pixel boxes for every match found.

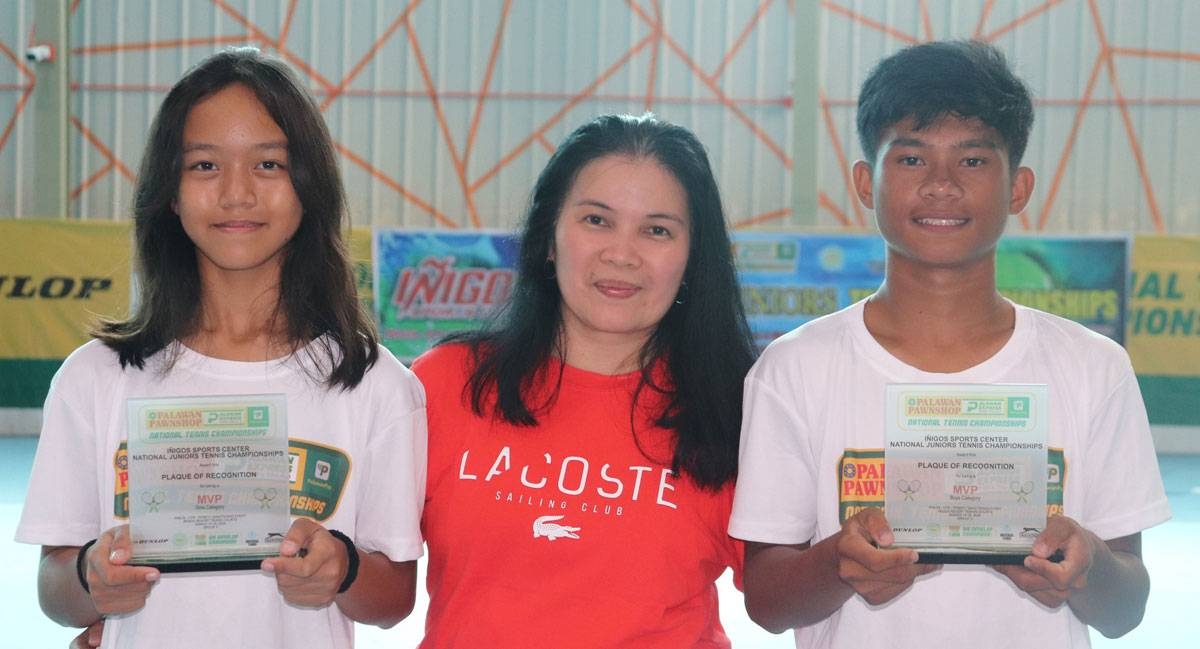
[729,300,1171,649]
[16,339,427,649]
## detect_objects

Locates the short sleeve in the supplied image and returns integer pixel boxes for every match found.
[350,356,428,561]
[15,349,105,546]
[1076,356,1170,539]
[728,372,819,545]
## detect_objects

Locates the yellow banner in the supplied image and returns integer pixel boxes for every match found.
[0,220,132,359]
[1127,235,1200,377]
[349,226,373,311]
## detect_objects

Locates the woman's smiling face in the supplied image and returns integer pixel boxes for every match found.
[551,154,690,359]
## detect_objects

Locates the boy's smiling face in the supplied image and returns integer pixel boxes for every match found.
[853,114,1034,271]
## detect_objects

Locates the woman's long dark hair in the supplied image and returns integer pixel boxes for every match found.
[453,113,756,489]
[94,47,378,389]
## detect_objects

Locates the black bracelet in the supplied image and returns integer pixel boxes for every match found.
[327,529,359,594]
[76,539,98,593]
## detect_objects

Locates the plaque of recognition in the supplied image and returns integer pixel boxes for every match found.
[884,384,1048,564]
[126,395,291,572]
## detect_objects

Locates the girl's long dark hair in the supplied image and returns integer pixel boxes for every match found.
[451,114,756,489]
[94,48,378,389]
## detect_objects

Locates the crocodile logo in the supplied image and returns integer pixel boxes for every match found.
[532,515,580,541]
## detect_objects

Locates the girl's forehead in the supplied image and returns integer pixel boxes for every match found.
[182,84,286,142]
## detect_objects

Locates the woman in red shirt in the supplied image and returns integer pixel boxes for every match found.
[412,113,756,648]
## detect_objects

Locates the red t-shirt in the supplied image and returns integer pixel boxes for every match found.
[412,343,742,649]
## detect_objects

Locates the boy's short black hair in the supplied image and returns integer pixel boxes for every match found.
[856,40,1034,171]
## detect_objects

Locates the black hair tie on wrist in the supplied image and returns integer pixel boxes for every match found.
[76,539,98,593]
[327,529,359,594]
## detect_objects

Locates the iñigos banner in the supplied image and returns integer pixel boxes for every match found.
[373,230,519,362]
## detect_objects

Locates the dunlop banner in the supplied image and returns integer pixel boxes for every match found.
[1,222,372,410]
[0,220,132,407]
[1127,235,1200,425]
[0,220,132,358]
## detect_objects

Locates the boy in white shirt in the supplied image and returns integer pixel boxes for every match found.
[729,40,1170,648]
